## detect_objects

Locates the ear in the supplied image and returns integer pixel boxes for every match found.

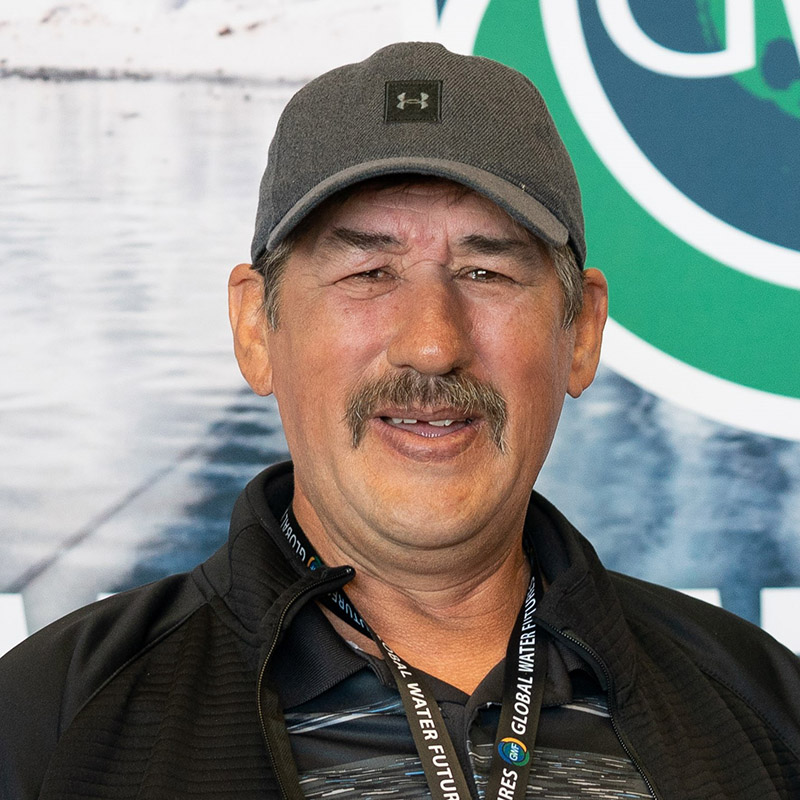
[228,263,274,396]
[567,268,608,399]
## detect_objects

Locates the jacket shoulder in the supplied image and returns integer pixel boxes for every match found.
[0,572,206,799]
[610,571,800,753]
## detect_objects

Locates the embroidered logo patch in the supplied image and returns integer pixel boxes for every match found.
[384,80,442,123]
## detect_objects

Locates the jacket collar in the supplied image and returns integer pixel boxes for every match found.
[525,492,638,707]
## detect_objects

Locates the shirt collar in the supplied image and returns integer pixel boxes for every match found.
[270,601,368,709]
[271,597,600,712]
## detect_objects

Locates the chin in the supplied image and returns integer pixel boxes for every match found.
[370,496,489,546]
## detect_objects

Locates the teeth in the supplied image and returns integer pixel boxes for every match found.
[387,418,462,427]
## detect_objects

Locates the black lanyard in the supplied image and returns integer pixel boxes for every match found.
[280,507,547,800]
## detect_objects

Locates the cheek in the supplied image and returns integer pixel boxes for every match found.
[472,309,572,427]
[300,298,403,397]
[269,308,388,431]
[473,302,567,376]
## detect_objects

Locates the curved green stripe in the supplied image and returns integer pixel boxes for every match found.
[474,0,800,399]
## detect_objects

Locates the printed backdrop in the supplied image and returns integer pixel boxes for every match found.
[1,0,798,655]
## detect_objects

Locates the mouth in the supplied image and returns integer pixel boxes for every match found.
[379,412,476,438]
[370,408,483,461]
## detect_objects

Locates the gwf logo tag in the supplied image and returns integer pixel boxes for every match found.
[385,80,441,122]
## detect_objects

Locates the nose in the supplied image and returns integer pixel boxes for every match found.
[386,276,473,376]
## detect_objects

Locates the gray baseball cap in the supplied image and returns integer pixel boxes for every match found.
[251,41,585,267]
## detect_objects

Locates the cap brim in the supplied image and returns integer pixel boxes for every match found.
[264,157,568,254]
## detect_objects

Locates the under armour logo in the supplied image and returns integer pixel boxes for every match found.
[385,80,441,123]
[396,92,429,110]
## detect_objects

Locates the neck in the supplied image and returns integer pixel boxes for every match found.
[293,498,532,694]
[331,551,530,693]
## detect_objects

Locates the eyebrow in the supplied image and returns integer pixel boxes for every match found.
[455,234,539,257]
[323,227,403,252]
[320,228,541,260]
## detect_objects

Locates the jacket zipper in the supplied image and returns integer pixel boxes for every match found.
[536,620,662,800]
[256,566,355,800]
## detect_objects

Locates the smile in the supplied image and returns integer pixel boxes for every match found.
[380,416,474,438]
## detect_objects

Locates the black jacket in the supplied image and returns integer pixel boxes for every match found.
[2,462,799,799]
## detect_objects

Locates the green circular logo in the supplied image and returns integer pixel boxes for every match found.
[437,0,800,440]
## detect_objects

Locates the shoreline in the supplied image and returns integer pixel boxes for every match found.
[0,65,307,87]
[0,0,433,88]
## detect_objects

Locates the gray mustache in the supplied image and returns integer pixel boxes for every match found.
[345,371,507,451]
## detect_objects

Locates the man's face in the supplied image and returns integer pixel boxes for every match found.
[230,180,606,558]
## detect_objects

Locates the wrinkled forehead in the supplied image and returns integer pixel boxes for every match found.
[289,175,546,253]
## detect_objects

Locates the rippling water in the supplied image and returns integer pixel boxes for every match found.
[0,77,294,629]
[1,77,798,637]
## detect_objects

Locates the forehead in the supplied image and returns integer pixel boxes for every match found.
[294,177,543,251]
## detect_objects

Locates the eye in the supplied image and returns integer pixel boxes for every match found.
[469,268,493,281]
[463,267,508,282]
[334,265,399,297]
[335,266,394,286]
[350,268,392,282]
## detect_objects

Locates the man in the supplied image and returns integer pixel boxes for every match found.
[1,42,799,800]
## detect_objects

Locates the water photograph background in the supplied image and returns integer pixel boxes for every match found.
[1,0,798,655]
